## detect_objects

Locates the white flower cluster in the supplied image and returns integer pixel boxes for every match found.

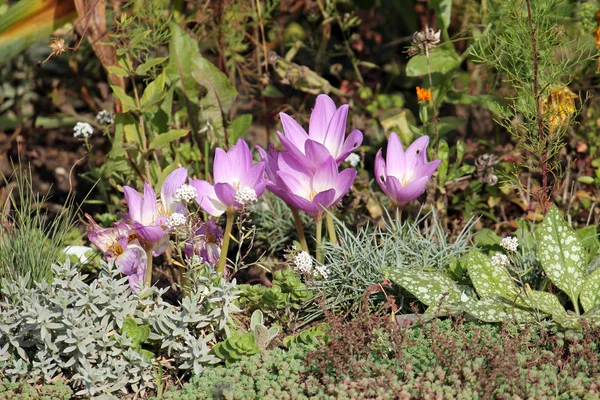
[235,187,257,205]
[95,110,114,125]
[173,184,198,203]
[491,253,510,267]
[500,236,519,252]
[73,122,94,138]
[166,212,186,228]
[292,251,329,279]
[345,153,361,167]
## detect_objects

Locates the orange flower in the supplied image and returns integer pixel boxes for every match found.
[416,86,432,102]
[541,87,577,133]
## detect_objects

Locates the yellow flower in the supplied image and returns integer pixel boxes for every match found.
[541,87,577,133]
[416,86,432,102]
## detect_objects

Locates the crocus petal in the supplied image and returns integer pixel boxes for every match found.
[323,104,349,158]
[385,132,406,178]
[134,223,166,244]
[414,159,442,180]
[388,175,430,206]
[277,191,322,218]
[337,129,364,164]
[331,168,357,203]
[312,157,338,194]
[123,186,143,223]
[161,167,188,214]
[256,145,279,183]
[280,112,309,150]
[189,179,226,217]
[308,94,337,142]
[277,170,311,200]
[374,149,387,186]
[304,140,333,172]
[115,244,147,292]
[404,135,431,167]
[214,182,238,209]
[141,182,158,226]
[239,162,266,190]
[277,130,310,163]
[312,189,337,214]
[152,235,170,257]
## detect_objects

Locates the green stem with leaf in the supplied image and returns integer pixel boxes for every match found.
[217,210,236,276]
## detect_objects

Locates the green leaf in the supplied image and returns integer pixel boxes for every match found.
[121,317,150,347]
[385,268,464,307]
[406,45,460,77]
[106,65,130,78]
[580,268,600,313]
[149,129,189,150]
[436,116,466,136]
[111,85,138,112]
[462,297,535,323]
[474,229,502,247]
[228,114,252,143]
[577,225,600,265]
[445,92,504,115]
[536,206,586,304]
[431,0,452,30]
[140,71,166,111]
[578,176,596,184]
[524,290,568,325]
[136,57,169,75]
[437,140,449,183]
[463,250,517,300]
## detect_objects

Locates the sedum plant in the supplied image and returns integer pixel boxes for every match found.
[387,205,600,326]
[0,259,240,397]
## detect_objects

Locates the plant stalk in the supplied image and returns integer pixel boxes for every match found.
[424,45,439,149]
[144,247,153,287]
[315,216,323,263]
[291,207,309,252]
[325,212,337,244]
[217,210,236,276]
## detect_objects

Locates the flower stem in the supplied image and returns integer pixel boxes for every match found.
[325,212,337,244]
[424,45,439,150]
[315,216,323,263]
[144,247,153,287]
[291,207,309,252]
[217,210,236,276]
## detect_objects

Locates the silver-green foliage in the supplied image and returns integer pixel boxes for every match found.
[0,260,240,397]
[305,210,475,322]
[387,206,600,326]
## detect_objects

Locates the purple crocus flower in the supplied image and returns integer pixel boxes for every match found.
[160,167,190,215]
[85,216,147,292]
[189,138,266,217]
[375,133,441,207]
[184,220,223,267]
[268,151,356,220]
[278,94,363,171]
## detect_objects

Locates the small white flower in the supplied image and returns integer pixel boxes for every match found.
[491,253,510,267]
[74,122,94,138]
[166,212,186,228]
[95,110,114,125]
[235,187,257,205]
[314,264,329,279]
[500,236,519,252]
[293,251,313,275]
[173,184,198,203]
[345,153,361,167]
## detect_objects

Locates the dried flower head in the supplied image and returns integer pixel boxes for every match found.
[407,26,441,57]
[416,86,432,102]
[49,37,67,56]
[474,154,500,185]
[541,87,577,133]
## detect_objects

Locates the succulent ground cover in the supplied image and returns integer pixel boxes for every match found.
[2,0,600,398]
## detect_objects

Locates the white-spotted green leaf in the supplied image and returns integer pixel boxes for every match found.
[463,250,517,300]
[522,290,567,325]
[580,268,600,313]
[385,268,463,307]
[536,206,586,303]
[462,297,536,323]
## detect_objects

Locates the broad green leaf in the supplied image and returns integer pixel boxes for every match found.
[111,85,138,112]
[474,229,502,247]
[406,45,460,77]
[523,290,567,325]
[580,268,600,313]
[436,116,466,136]
[121,318,150,347]
[431,0,452,31]
[106,66,129,78]
[437,140,449,183]
[136,56,169,75]
[536,206,586,303]
[140,71,166,111]
[463,250,517,300]
[577,225,600,265]
[385,268,463,307]
[228,114,252,144]
[149,129,189,150]
[462,297,536,323]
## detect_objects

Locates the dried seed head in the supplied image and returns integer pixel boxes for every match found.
[49,37,67,57]
[407,26,441,57]
[474,154,500,186]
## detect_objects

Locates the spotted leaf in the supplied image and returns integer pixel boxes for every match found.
[580,268,600,313]
[536,206,586,304]
[384,268,463,307]
[462,297,536,323]
[463,250,517,300]
[522,290,567,325]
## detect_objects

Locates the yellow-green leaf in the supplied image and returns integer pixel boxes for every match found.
[580,268,600,313]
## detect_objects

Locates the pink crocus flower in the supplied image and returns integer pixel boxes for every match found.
[123,182,168,253]
[374,133,441,208]
[85,216,147,292]
[278,94,363,171]
[184,220,223,267]
[189,138,266,217]
[267,150,356,221]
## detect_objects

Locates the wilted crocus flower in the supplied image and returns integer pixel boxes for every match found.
[184,220,223,267]
[189,138,266,217]
[278,94,363,171]
[85,216,147,292]
[271,151,356,221]
[375,133,441,208]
